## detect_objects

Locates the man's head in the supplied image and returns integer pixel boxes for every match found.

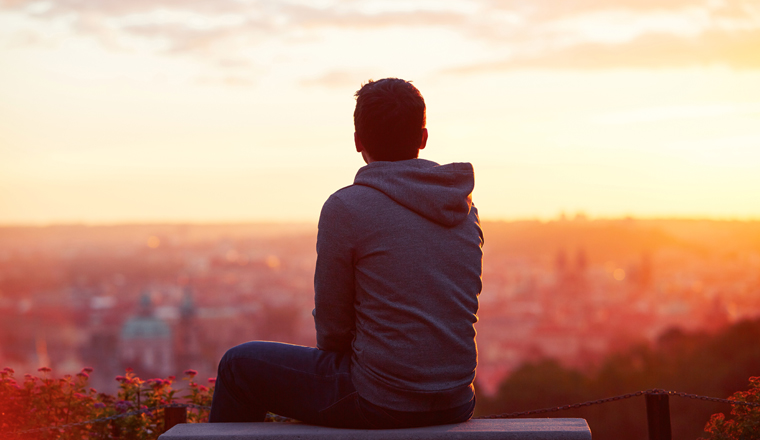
[353,78,427,162]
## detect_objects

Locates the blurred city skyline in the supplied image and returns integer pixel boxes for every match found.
[1,218,759,399]
[2,0,760,224]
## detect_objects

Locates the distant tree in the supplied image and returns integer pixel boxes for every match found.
[476,318,760,440]
[478,359,589,416]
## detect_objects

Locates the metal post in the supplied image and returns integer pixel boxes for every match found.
[164,406,187,433]
[646,392,672,440]
[111,420,121,439]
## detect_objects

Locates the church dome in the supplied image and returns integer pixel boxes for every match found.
[121,292,171,340]
[121,315,171,340]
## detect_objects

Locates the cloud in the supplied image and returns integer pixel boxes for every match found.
[279,4,466,29]
[481,0,757,20]
[446,28,760,73]
[1,0,759,82]
[299,69,376,89]
[446,0,760,72]
[0,1,467,61]
[1,0,248,17]
[120,19,265,56]
[484,0,691,16]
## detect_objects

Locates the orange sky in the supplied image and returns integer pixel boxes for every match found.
[1,0,759,223]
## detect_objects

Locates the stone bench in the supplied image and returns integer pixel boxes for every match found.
[159,418,592,440]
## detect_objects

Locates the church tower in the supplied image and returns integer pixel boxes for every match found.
[175,287,202,372]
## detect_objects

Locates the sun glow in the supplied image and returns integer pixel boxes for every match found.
[1,1,759,223]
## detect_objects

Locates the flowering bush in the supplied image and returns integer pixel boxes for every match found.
[182,369,214,424]
[0,366,214,440]
[705,376,760,440]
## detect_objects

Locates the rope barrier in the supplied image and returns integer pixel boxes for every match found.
[476,390,647,419]
[476,388,760,419]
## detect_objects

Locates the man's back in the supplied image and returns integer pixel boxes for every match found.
[314,158,483,412]
[210,78,483,429]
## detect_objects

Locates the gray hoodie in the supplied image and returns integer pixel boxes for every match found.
[313,158,483,412]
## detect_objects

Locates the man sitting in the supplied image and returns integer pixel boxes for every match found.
[209,78,484,428]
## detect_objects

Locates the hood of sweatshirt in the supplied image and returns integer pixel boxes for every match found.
[353,158,475,227]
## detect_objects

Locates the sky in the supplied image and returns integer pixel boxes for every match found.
[1,0,759,224]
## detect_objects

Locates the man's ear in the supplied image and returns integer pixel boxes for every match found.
[354,132,364,153]
[419,128,428,151]
[355,132,372,164]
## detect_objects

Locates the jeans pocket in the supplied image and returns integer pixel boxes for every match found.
[318,392,376,429]
[357,395,476,429]
[355,396,405,428]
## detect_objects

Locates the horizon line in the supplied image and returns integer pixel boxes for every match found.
[3,215,760,228]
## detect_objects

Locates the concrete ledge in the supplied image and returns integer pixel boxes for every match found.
[159,419,592,440]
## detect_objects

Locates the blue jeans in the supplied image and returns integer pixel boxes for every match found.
[208,341,475,428]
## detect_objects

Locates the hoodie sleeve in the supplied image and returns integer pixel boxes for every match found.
[313,194,356,352]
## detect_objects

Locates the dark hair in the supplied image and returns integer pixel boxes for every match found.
[353,78,426,162]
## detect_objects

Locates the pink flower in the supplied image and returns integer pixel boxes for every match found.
[38,367,51,373]
[3,367,14,374]
[167,376,176,381]
[148,378,165,387]
[115,400,132,413]
[208,378,216,384]
[77,372,90,379]
[184,369,198,377]
[125,367,133,373]
[198,385,208,392]
[82,367,94,373]
[115,376,126,382]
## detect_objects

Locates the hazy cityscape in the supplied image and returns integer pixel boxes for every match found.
[1,218,758,397]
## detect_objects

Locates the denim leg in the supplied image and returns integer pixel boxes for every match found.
[209,340,476,429]
[208,341,356,424]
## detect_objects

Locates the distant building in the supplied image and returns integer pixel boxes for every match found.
[555,248,588,288]
[174,287,202,371]
[82,296,121,392]
[555,249,568,277]
[575,248,587,275]
[119,293,174,378]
